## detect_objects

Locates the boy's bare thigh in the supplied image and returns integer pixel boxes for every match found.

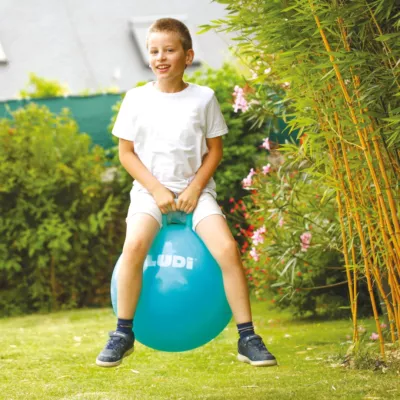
[195,214,240,264]
[123,213,160,254]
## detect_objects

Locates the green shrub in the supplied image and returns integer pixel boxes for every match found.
[0,104,125,316]
[232,151,371,317]
[19,72,121,99]
[19,73,70,99]
[187,64,271,211]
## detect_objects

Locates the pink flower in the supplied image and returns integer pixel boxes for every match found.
[242,168,256,189]
[380,323,387,329]
[301,244,310,252]
[233,85,249,113]
[300,232,312,252]
[253,232,263,245]
[370,332,379,341]
[242,176,252,188]
[258,225,266,234]
[261,137,270,150]
[251,226,266,246]
[249,247,259,261]
[252,231,264,246]
[262,163,271,175]
[278,217,284,227]
[301,232,312,244]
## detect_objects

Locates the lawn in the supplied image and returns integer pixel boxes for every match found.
[1,300,398,400]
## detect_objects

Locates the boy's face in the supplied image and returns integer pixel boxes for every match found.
[147,31,194,84]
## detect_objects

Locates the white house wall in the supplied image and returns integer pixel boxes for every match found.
[0,0,231,101]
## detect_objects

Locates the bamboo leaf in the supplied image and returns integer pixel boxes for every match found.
[374,32,400,42]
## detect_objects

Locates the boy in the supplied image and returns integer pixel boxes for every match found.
[96,18,277,368]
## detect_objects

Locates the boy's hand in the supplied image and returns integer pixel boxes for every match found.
[176,186,201,214]
[151,186,177,214]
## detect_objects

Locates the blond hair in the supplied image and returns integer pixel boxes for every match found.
[147,18,193,52]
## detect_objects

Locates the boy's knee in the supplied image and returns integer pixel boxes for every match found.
[216,239,238,259]
[122,238,149,258]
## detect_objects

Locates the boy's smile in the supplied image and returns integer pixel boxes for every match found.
[147,31,194,92]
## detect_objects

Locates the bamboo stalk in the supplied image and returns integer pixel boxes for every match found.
[339,27,400,276]
[361,172,400,341]
[368,124,400,244]
[312,12,400,351]
[365,2,400,89]
[355,177,397,344]
[324,94,385,355]
[324,70,397,348]
[338,21,400,255]
[339,18,400,254]
[333,105,400,345]
[348,100,400,344]
[375,196,400,341]
[312,91,360,341]
[309,1,400,258]
[328,139,359,342]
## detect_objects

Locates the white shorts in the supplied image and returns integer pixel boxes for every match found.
[126,188,226,231]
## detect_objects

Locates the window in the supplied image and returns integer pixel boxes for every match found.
[129,15,201,67]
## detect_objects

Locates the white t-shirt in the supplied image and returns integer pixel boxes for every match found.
[112,82,228,198]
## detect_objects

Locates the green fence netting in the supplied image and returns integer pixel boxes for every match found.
[0,93,122,149]
[0,93,297,149]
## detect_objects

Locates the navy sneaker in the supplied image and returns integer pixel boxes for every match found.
[237,334,278,367]
[96,331,135,367]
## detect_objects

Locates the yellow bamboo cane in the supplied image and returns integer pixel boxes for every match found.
[311,81,362,340]
[375,196,400,341]
[327,139,359,342]
[355,177,397,344]
[326,97,386,355]
[342,25,400,182]
[316,12,398,345]
[337,20,400,258]
[364,3,400,89]
[313,92,361,341]
[360,171,400,342]
[309,1,400,257]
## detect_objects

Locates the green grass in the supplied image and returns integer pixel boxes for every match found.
[1,300,398,400]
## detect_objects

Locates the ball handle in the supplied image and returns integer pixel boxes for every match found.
[162,211,193,229]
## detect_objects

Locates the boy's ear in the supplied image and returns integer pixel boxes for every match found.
[185,49,195,67]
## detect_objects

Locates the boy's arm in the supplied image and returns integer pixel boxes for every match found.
[177,136,223,213]
[118,138,177,213]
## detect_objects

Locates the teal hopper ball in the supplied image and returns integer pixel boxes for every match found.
[111,211,232,352]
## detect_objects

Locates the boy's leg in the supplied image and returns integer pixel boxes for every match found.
[96,212,160,367]
[195,214,251,323]
[195,213,277,367]
[117,213,160,319]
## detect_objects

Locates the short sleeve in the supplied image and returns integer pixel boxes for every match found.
[205,94,228,139]
[112,90,136,141]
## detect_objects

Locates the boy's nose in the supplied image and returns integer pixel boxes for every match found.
[157,52,166,61]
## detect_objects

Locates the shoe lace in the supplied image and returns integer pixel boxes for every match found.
[249,337,269,353]
[105,334,125,351]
